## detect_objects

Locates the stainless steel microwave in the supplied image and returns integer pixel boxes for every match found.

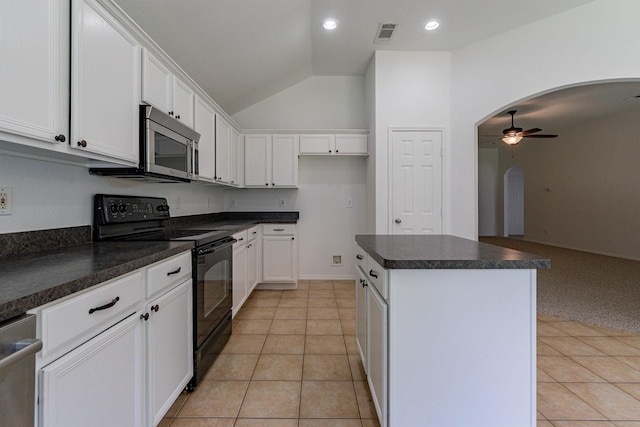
[90,105,200,183]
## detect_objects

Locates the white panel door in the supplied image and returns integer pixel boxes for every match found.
[244,134,271,187]
[390,130,443,234]
[215,115,231,183]
[172,78,194,128]
[272,134,298,187]
[194,97,215,181]
[0,0,69,144]
[39,313,144,427]
[141,49,173,114]
[71,0,140,164]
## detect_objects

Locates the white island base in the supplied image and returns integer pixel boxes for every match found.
[386,268,536,426]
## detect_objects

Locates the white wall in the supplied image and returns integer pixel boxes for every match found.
[0,153,225,233]
[488,105,640,260]
[477,148,499,236]
[369,51,451,233]
[450,0,640,240]
[232,76,366,130]
[231,75,368,279]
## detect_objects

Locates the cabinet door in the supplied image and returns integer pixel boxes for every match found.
[244,134,270,187]
[262,235,296,282]
[141,49,173,114]
[194,97,216,181]
[146,280,193,426]
[232,244,248,316]
[299,134,334,155]
[39,313,144,427]
[272,134,298,187]
[335,134,368,155]
[229,127,240,186]
[247,238,258,293]
[367,287,388,427]
[71,0,140,164]
[215,115,231,183]
[0,0,69,144]
[172,78,194,128]
[356,268,368,374]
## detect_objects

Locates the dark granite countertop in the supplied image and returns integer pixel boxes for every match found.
[0,241,193,323]
[355,234,550,270]
[0,211,299,323]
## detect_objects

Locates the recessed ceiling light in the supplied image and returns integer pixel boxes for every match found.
[424,19,440,31]
[323,18,339,30]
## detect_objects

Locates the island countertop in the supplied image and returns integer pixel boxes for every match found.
[355,234,550,270]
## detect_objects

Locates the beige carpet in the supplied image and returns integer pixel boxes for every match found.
[481,237,640,334]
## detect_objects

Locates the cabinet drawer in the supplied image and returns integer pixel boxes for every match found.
[366,257,388,300]
[146,251,192,298]
[233,230,248,250]
[262,224,296,235]
[247,225,260,241]
[39,270,144,360]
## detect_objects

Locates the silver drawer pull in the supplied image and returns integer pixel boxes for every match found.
[273,228,285,232]
[167,267,182,276]
[88,297,120,314]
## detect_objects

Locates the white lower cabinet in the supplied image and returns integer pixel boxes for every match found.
[232,230,249,317]
[39,313,144,427]
[355,244,537,427]
[246,226,260,293]
[355,262,387,426]
[33,251,193,427]
[145,279,193,426]
[262,224,297,284]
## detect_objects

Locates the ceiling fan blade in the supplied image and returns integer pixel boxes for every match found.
[521,128,542,136]
[522,134,558,138]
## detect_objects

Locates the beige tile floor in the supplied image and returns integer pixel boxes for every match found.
[538,313,640,426]
[160,280,640,427]
[160,280,380,427]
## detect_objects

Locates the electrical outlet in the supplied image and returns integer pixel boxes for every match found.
[332,255,343,266]
[175,195,181,210]
[279,198,286,207]
[0,187,12,215]
[347,198,353,208]
[231,198,237,208]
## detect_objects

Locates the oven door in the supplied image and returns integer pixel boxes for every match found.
[195,241,233,348]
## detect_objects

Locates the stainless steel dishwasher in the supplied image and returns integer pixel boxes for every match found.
[0,314,42,427]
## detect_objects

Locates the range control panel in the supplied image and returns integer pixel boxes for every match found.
[94,194,170,225]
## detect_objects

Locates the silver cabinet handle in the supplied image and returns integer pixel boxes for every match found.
[394,218,402,224]
[273,228,285,232]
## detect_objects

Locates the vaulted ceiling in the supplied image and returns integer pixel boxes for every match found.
[113,0,595,114]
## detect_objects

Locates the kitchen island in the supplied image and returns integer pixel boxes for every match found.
[354,234,550,427]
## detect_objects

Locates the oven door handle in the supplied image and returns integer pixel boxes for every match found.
[197,238,237,255]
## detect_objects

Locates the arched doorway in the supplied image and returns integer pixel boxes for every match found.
[503,166,524,237]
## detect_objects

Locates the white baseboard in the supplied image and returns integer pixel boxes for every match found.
[298,275,357,281]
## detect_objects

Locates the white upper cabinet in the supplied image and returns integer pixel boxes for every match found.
[0,0,69,145]
[71,0,140,165]
[215,115,231,184]
[244,134,298,188]
[142,49,194,128]
[172,78,194,128]
[229,128,240,186]
[194,96,215,182]
[141,50,172,114]
[299,134,368,156]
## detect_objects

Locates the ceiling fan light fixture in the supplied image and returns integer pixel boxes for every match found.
[502,135,523,145]
[323,18,339,30]
[424,19,440,31]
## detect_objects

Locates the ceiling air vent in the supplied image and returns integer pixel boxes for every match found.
[374,23,397,44]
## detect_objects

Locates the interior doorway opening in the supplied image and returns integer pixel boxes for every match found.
[503,166,524,237]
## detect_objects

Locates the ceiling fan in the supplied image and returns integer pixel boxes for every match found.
[500,110,558,145]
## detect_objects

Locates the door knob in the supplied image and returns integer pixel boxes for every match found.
[394,218,402,224]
